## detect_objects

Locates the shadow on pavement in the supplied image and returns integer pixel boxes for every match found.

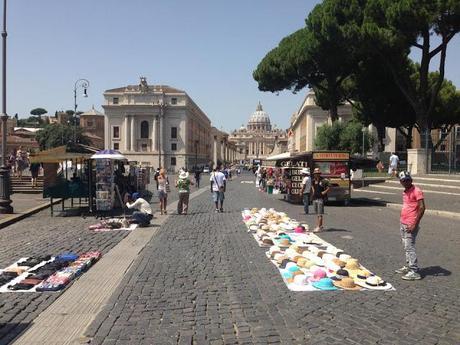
[0,323,30,345]
[324,228,351,233]
[420,266,452,278]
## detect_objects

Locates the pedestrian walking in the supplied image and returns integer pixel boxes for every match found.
[210,166,226,213]
[311,168,330,233]
[125,192,153,227]
[157,168,169,215]
[299,168,311,214]
[29,162,41,188]
[16,146,28,178]
[395,171,425,281]
[176,170,193,215]
[154,168,160,190]
[389,152,399,177]
[194,169,201,188]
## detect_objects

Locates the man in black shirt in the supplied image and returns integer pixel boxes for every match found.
[311,168,330,233]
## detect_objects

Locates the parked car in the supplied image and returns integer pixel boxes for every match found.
[203,166,210,173]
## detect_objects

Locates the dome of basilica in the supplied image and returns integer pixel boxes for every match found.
[247,102,272,131]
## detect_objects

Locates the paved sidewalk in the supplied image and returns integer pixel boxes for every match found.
[84,177,460,345]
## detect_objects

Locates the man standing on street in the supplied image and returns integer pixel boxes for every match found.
[210,166,226,213]
[176,170,193,215]
[194,169,201,188]
[395,171,425,281]
[310,168,329,233]
[389,152,399,177]
[299,168,311,215]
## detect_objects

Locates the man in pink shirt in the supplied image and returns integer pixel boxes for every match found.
[395,171,425,280]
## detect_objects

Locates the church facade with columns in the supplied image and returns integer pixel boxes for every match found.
[103,77,211,172]
[228,102,287,163]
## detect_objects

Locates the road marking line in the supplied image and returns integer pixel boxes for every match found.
[386,180,460,190]
[372,184,460,196]
[353,189,395,195]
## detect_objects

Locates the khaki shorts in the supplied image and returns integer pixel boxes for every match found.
[313,199,324,215]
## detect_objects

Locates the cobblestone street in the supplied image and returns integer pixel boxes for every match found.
[82,175,460,345]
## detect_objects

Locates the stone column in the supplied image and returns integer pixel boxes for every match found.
[152,116,157,152]
[124,115,131,151]
[104,115,110,149]
[130,116,135,152]
[213,136,218,167]
[159,109,164,168]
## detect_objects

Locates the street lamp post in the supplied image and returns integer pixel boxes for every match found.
[0,0,12,214]
[73,78,89,144]
[194,140,198,170]
[362,127,366,157]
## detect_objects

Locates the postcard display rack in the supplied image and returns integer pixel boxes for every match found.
[95,159,114,211]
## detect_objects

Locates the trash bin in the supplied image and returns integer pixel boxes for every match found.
[267,185,274,194]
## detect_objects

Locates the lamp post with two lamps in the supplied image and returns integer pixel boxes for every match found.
[73,78,89,144]
[0,0,12,213]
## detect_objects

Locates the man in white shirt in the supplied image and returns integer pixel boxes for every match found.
[210,166,227,213]
[389,152,400,177]
[126,192,153,226]
[299,168,311,214]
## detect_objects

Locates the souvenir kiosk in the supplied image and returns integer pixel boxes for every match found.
[270,151,351,205]
[29,144,97,215]
[90,150,128,213]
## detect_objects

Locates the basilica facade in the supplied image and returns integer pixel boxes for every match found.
[229,102,287,163]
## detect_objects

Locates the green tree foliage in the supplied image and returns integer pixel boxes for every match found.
[362,0,460,144]
[30,108,47,118]
[315,120,373,154]
[35,123,90,150]
[253,0,364,121]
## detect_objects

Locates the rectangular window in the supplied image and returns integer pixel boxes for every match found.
[171,143,177,151]
[86,121,93,127]
[113,97,119,104]
[440,144,446,151]
[171,97,177,105]
[113,143,119,150]
[171,127,177,139]
[141,143,148,152]
[170,157,176,166]
[112,126,120,139]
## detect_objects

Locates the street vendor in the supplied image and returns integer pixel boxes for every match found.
[125,192,153,227]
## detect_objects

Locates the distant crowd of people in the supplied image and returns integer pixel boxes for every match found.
[6,146,41,187]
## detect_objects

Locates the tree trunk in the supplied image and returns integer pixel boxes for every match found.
[329,102,338,122]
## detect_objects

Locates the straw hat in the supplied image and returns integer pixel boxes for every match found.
[345,259,361,271]
[338,254,352,261]
[179,170,189,179]
[355,275,393,290]
[330,269,350,281]
[293,274,310,286]
[300,168,310,175]
[332,277,362,290]
[331,258,346,268]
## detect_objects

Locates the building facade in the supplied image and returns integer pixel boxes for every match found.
[290,91,402,155]
[80,107,105,149]
[210,127,238,167]
[103,77,211,172]
[228,102,287,163]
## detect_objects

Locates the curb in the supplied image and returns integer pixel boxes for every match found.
[384,202,460,220]
[0,198,63,230]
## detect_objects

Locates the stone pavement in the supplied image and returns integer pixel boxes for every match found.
[0,188,183,345]
[83,175,460,345]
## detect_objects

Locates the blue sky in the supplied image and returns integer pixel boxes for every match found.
[5,0,460,132]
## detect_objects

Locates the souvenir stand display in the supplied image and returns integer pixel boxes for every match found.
[29,144,96,216]
[91,150,128,213]
[95,159,114,211]
[242,208,394,292]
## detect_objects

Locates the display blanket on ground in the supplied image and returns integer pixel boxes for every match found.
[242,208,394,292]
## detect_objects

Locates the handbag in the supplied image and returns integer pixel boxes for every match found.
[214,175,225,192]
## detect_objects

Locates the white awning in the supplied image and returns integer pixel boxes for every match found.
[265,152,292,161]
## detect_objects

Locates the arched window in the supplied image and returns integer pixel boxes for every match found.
[140,121,149,138]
